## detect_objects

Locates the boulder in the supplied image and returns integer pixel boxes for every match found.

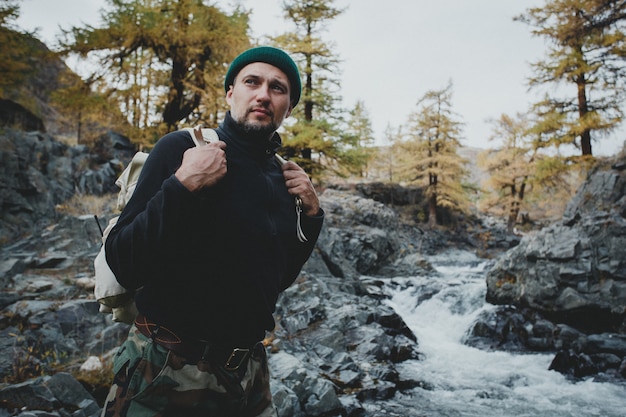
[299,187,435,279]
[483,154,626,378]
[316,188,426,279]
[0,373,100,417]
[486,156,626,332]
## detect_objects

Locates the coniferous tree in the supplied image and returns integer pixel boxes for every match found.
[50,75,104,144]
[50,70,132,146]
[479,113,537,233]
[480,111,583,228]
[0,1,31,96]
[396,83,469,227]
[61,0,249,140]
[518,0,626,157]
[382,124,402,183]
[1,1,101,138]
[0,1,49,101]
[273,0,365,179]
[342,100,375,178]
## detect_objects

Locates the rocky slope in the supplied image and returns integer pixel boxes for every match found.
[474,155,626,378]
[0,129,135,244]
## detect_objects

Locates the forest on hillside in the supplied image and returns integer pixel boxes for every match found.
[3,0,626,231]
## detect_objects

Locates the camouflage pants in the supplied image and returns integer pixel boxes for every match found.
[100,325,277,417]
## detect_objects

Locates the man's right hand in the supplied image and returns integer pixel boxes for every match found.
[175,141,227,192]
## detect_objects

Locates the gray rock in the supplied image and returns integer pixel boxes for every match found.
[303,378,342,416]
[584,333,626,356]
[482,155,626,379]
[0,378,58,413]
[487,155,626,322]
[4,300,58,319]
[0,373,99,417]
[44,372,97,411]
[271,382,303,417]
[0,129,131,244]
[562,169,624,225]
[316,189,402,278]
[269,272,421,415]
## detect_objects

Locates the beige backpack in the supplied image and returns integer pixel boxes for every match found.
[93,127,218,323]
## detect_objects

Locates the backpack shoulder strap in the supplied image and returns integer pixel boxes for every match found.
[115,151,149,211]
[182,126,219,146]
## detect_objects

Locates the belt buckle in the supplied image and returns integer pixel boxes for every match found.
[224,348,250,371]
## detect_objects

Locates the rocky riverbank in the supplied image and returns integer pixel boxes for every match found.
[471,157,626,380]
[1,129,625,416]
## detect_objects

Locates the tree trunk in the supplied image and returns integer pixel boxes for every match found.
[163,60,186,130]
[302,52,314,161]
[507,201,519,234]
[77,110,82,145]
[428,172,438,227]
[428,192,437,228]
[576,72,592,156]
[162,58,203,131]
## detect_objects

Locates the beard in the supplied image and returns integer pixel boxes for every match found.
[234,109,278,138]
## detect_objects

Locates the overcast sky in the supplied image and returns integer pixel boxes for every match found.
[16,0,624,156]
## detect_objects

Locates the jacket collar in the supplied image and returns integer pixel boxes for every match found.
[220,111,282,156]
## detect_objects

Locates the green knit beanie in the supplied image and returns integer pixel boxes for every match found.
[224,46,301,107]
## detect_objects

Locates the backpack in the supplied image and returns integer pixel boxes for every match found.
[94,127,218,324]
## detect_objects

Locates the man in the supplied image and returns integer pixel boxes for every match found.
[101,46,324,417]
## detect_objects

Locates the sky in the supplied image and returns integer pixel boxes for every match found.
[15,0,625,156]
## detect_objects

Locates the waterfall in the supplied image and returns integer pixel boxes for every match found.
[384,250,626,417]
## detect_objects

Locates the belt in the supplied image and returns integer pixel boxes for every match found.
[134,314,262,371]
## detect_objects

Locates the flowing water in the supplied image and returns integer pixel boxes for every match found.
[382,250,626,417]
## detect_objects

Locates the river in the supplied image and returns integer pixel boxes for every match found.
[382,250,626,417]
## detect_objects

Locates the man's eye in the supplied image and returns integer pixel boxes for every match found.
[272,84,287,93]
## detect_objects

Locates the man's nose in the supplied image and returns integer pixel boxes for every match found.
[255,84,271,102]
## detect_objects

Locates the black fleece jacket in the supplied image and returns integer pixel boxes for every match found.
[105,112,324,346]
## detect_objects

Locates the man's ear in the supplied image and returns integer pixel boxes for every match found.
[286,103,293,118]
[225,86,234,105]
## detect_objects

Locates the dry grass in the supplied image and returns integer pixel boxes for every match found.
[56,193,118,217]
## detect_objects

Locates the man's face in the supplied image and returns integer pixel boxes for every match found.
[226,62,293,136]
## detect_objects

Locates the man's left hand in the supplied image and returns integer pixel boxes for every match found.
[280,162,320,217]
